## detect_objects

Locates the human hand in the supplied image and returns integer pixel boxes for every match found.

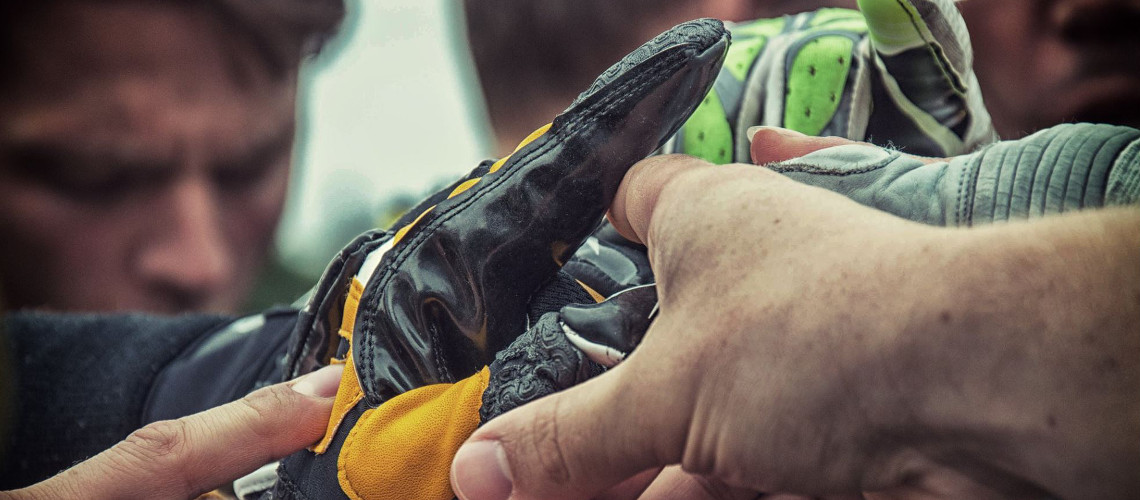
[452,134,957,500]
[270,18,730,500]
[451,127,1140,499]
[2,364,342,500]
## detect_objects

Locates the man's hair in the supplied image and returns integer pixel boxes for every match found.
[462,0,693,138]
[0,0,347,87]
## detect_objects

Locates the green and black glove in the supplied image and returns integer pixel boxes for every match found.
[665,0,996,163]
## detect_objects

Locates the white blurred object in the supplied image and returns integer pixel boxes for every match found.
[278,0,491,275]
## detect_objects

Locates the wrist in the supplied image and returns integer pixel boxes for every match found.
[865,208,1140,497]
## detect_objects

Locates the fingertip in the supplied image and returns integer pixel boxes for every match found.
[610,154,713,247]
[290,363,345,399]
[451,440,513,500]
[749,128,857,166]
[458,372,675,500]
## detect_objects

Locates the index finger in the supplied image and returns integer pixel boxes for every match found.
[608,154,715,246]
[15,365,341,499]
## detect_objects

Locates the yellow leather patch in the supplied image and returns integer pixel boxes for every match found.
[576,279,606,303]
[488,122,552,174]
[311,353,363,454]
[338,368,491,500]
[339,278,365,341]
[448,177,482,199]
[515,123,552,152]
[311,277,367,454]
[488,156,509,174]
[392,205,436,245]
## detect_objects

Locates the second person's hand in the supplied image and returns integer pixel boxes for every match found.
[450,130,1140,500]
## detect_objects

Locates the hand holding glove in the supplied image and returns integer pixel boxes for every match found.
[453,127,1140,500]
[263,18,731,500]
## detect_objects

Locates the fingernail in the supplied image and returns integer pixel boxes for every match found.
[452,440,513,500]
[291,364,345,398]
[747,126,807,142]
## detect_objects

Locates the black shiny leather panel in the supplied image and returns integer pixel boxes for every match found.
[354,19,730,404]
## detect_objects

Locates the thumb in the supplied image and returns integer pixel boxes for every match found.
[748,126,859,166]
[608,131,857,246]
[15,364,343,499]
[450,361,688,500]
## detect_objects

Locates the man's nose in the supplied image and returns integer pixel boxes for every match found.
[136,176,234,308]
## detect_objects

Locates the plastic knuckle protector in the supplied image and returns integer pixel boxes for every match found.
[263,19,730,500]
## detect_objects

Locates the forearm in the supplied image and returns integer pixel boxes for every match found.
[884,207,1140,499]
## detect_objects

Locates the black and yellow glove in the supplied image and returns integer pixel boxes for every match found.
[260,18,730,500]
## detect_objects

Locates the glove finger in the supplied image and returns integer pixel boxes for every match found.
[763,123,1140,227]
[660,17,790,165]
[662,11,868,164]
[560,284,658,367]
[859,0,995,155]
[356,19,730,402]
[562,222,654,299]
[860,0,971,71]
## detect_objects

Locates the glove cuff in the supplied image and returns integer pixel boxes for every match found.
[962,123,1140,225]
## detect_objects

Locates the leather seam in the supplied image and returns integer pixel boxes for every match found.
[356,48,689,400]
[767,150,900,176]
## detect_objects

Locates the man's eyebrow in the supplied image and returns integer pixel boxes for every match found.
[214,122,296,172]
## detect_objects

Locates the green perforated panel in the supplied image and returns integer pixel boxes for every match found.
[783,35,855,136]
[684,89,734,165]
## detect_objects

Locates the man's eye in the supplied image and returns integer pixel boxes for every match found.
[48,169,165,204]
[3,147,163,204]
[213,159,281,192]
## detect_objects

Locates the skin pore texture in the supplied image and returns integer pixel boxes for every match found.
[0,2,298,313]
[450,131,1140,500]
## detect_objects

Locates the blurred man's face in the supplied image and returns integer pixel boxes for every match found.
[0,3,297,313]
[957,0,1140,138]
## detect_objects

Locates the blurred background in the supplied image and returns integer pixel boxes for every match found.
[3,0,1133,315]
[279,0,490,279]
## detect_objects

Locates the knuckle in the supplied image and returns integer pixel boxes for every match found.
[120,418,191,468]
[516,396,574,487]
[236,385,295,438]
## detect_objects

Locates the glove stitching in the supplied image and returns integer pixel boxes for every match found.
[429,322,452,384]
[1081,128,1138,208]
[286,230,388,380]
[1033,126,1075,217]
[891,0,965,95]
[271,466,309,500]
[1052,130,1094,214]
[985,139,1012,224]
[1069,128,1110,211]
[355,49,690,401]
[766,150,899,176]
[1022,133,1052,219]
[1005,140,1031,221]
[961,149,983,226]
[1078,137,1102,209]
[1108,137,1140,205]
